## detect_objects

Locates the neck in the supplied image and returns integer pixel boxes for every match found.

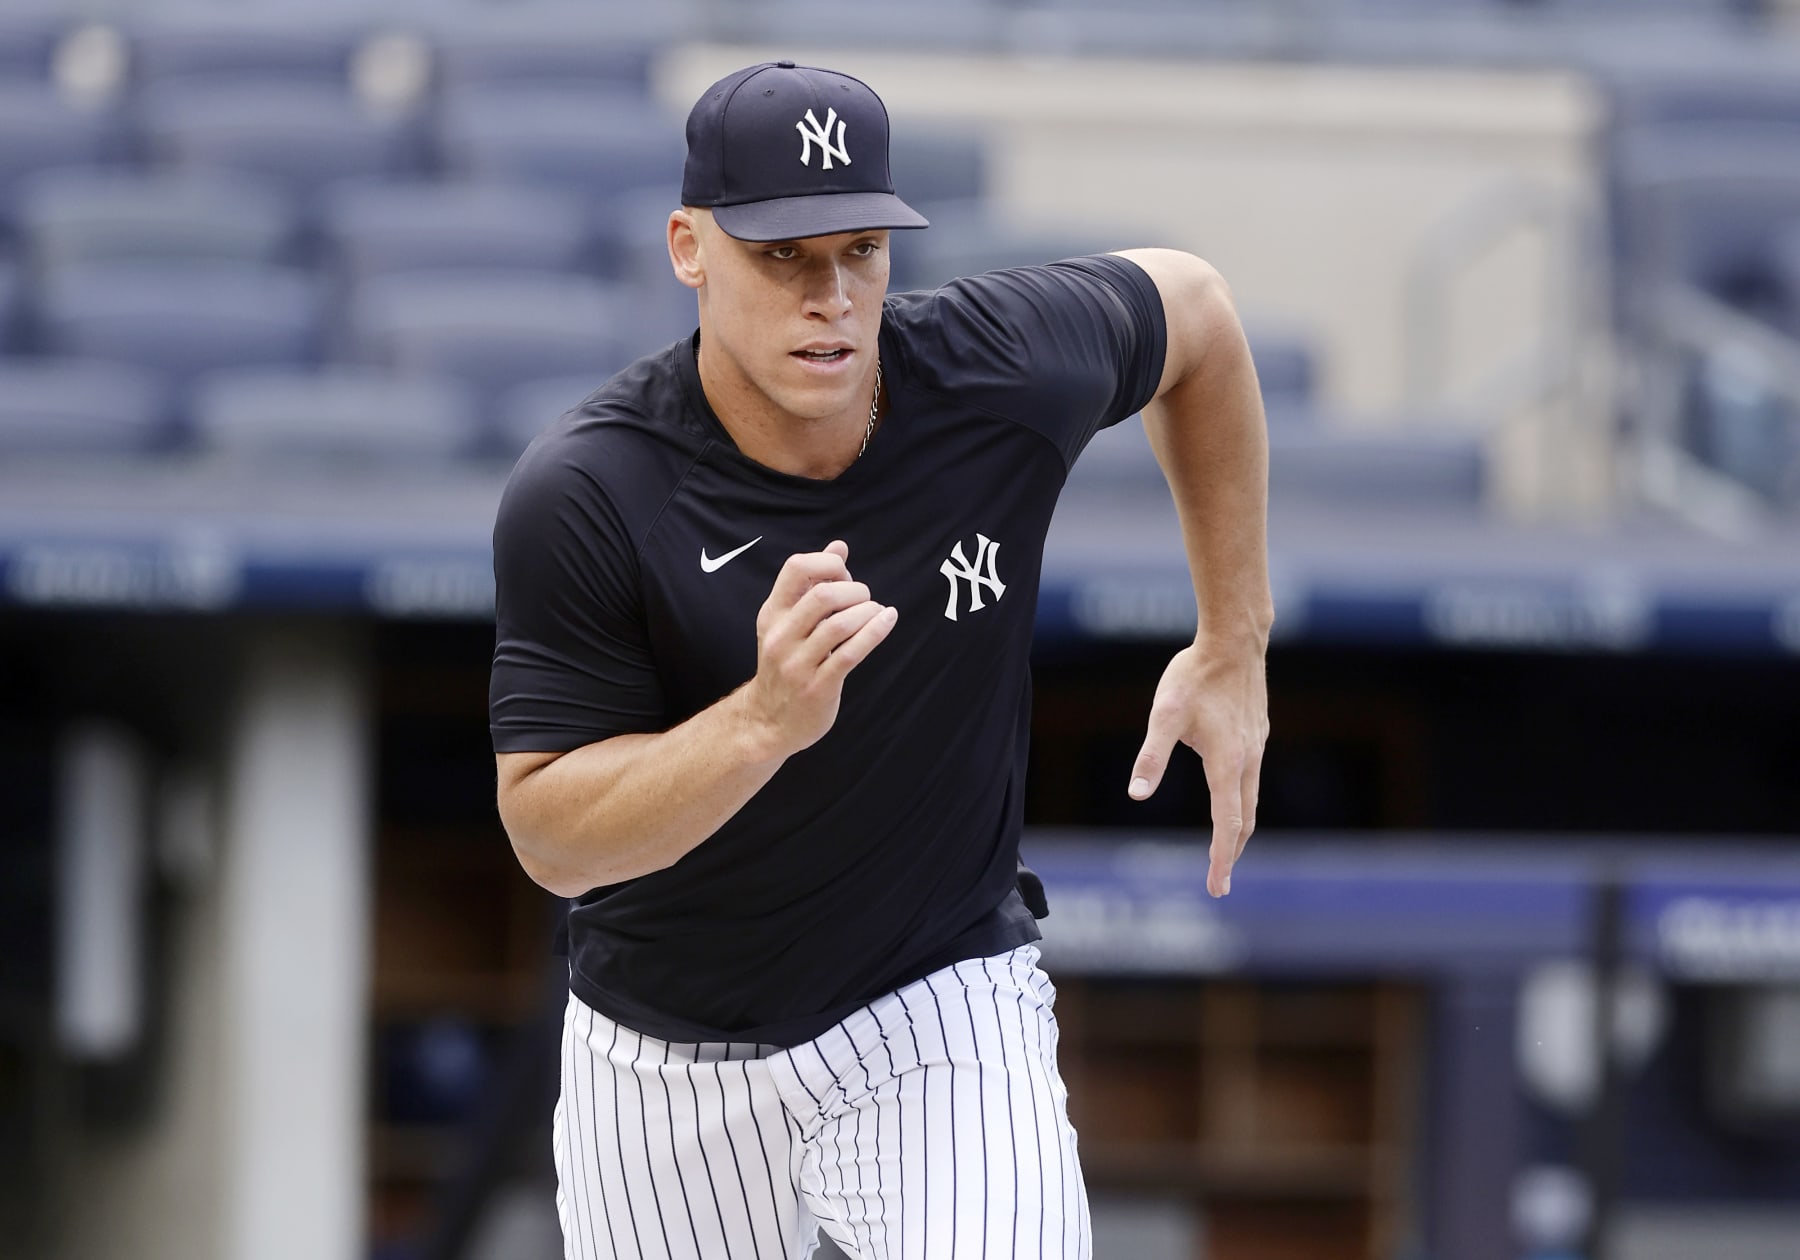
[696,339,879,480]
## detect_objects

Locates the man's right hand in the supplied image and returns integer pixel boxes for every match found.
[743,539,898,758]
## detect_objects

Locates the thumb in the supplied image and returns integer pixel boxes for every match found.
[824,538,849,563]
[1129,712,1179,801]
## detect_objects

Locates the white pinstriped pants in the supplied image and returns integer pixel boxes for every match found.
[554,945,1092,1260]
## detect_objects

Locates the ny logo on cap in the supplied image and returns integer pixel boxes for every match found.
[796,108,851,170]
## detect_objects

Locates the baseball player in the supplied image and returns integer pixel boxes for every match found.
[490,61,1272,1260]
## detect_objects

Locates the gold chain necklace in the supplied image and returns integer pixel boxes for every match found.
[858,360,881,459]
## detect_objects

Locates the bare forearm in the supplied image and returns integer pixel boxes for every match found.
[499,541,897,897]
[1140,279,1275,649]
[500,686,787,896]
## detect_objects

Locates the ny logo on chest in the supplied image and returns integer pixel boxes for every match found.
[939,533,1005,621]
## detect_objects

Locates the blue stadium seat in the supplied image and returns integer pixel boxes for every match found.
[1617,128,1800,319]
[0,258,17,350]
[349,269,630,410]
[1068,406,1487,510]
[423,0,697,93]
[141,77,419,202]
[593,189,699,351]
[17,168,295,274]
[38,261,323,392]
[597,187,683,285]
[1244,326,1320,409]
[891,205,1126,291]
[426,8,656,96]
[1007,0,1287,62]
[434,86,683,205]
[887,129,988,207]
[1774,219,1800,339]
[0,83,118,209]
[726,0,1007,51]
[1267,421,1487,510]
[0,356,168,455]
[318,178,593,286]
[1608,66,1800,130]
[190,366,481,466]
[496,373,606,457]
[124,10,365,87]
[0,5,68,79]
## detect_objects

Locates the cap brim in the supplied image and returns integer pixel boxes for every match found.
[711,191,930,242]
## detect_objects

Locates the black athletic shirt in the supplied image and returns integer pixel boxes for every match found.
[490,254,1167,1046]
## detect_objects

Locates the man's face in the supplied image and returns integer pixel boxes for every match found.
[672,209,890,422]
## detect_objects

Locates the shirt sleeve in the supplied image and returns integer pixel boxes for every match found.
[488,440,667,753]
[912,252,1168,467]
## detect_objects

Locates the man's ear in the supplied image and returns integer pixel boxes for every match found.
[669,208,704,291]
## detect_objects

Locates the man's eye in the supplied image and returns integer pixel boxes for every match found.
[767,247,798,261]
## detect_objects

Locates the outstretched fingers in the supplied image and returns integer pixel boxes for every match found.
[1128,706,1181,802]
[1202,749,1247,898]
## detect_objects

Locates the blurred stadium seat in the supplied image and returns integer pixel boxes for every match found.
[190,366,481,466]
[1605,61,1800,128]
[140,77,420,201]
[0,356,168,454]
[434,85,683,205]
[0,258,17,350]
[0,4,67,79]
[495,374,605,458]
[1267,420,1488,509]
[318,178,594,287]
[348,269,629,416]
[725,0,1008,51]
[124,8,366,88]
[425,6,656,95]
[596,186,684,280]
[1069,400,1486,509]
[891,205,1127,291]
[886,129,989,208]
[1616,128,1800,320]
[0,82,119,211]
[37,261,323,394]
[1773,220,1800,339]
[589,188,699,350]
[16,167,296,274]
[1244,326,1321,408]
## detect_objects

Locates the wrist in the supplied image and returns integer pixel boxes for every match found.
[724,682,795,767]
[1194,602,1275,653]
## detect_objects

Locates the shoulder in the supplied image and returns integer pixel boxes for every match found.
[887,253,1161,335]
[882,254,1167,410]
[496,342,709,553]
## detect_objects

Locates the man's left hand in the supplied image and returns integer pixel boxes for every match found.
[1127,642,1269,898]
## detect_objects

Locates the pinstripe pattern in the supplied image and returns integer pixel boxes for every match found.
[555,946,1089,1259]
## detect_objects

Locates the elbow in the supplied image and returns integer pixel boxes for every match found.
[509,833,593,899]
[496,777,594,899]
[1183,253,1239,333]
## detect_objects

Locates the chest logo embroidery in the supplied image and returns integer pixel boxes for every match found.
[796,108,851,170]
[700,536,762,573]
[940,533,1006,621]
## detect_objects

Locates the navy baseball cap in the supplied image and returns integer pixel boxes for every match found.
[681,61,930,242]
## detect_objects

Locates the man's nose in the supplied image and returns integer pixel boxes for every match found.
[803,260,852,317]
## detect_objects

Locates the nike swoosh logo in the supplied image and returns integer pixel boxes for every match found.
[700,536,762,573]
